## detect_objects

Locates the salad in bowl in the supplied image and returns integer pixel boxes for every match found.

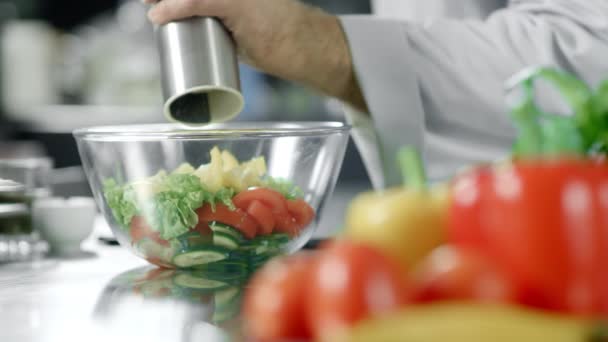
[104,147,315,268]
[74,122,349,268]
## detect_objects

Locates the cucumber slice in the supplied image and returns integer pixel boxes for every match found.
[206,272,249,286]
[249,251,283,268]
[250,254,279,265]
[176,231,213,250]
[212,305,239,324]
[136,238,175,263]
[191,270,249,285]
[194,261,249,284]
[210,222,244,241]
[213,231,240,250]
[173,247,229,268]
[173,272,230,290]
[194,260,248,272]
[214,287,241,309]
[171,287,214,303]
[212,287,242,324]
[248,233,290,249]
[253,244,270,255]
[266,233,290,245]
[139,277,174,297]
[253,244,282,256]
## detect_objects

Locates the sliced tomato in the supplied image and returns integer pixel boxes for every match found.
[130,216,169,247]
[233,188,289,216]
[286,199,315,230]
[274,212,299,237]
[197,203,258,239]
[246,200,275,235]
[192,219,213,236]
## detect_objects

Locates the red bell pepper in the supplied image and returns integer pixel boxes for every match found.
[449,159,608,315]
[449,67,608,316]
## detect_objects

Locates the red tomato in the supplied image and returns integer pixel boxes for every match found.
[233,188,316,237]
[130,216,169,247]
[449,160,608,315]
[243,253,315,340]
[274,212,300,237]
[286,199,316,230]
[306,240,409,340]
[197,203,258,239]
[192,219,213,236]
[410,246,520,304]
[246,200,275,235]
[233,188,289,216]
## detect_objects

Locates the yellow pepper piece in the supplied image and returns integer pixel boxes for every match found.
[344,184,448,270]
[329,303,597,342]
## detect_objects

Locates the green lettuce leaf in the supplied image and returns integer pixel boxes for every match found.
[103,179,138,229]
[103,173,236,240]
[140,173,207,240]
[262,177,304,200]
[214,187,236,210]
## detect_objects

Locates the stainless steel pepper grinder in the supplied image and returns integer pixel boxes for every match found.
[156,16,244,125]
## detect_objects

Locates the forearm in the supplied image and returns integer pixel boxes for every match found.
[270,5,368,112]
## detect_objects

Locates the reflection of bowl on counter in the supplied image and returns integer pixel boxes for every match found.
[74,122,349,268]
[94,265,253,332]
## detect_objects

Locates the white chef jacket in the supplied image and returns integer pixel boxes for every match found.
[339,0,608,189]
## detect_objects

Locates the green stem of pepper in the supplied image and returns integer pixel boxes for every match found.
[509,77,545,157]
[507,67,589,158]
[397,146,427,190]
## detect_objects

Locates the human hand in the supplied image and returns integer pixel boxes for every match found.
[143,0,366,110]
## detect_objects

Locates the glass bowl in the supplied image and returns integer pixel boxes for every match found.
[74,122,349,268]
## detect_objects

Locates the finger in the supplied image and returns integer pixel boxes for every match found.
[147,0,226,25]
[141,0,157,4]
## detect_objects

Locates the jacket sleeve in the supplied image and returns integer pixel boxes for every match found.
[340,0,608,187]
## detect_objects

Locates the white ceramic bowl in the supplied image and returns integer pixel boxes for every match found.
[33,197,97,256]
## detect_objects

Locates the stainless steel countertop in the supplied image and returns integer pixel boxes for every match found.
[0,183,371,341]
[0,219,242,342]
[0,220,148,342]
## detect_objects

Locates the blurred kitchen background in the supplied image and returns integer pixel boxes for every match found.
[0,0,373,234]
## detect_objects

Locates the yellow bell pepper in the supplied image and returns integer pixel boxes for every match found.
[344,147,448,270]
[327,303,599,342]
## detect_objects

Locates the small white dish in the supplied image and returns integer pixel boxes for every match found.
[32,197,97,256]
